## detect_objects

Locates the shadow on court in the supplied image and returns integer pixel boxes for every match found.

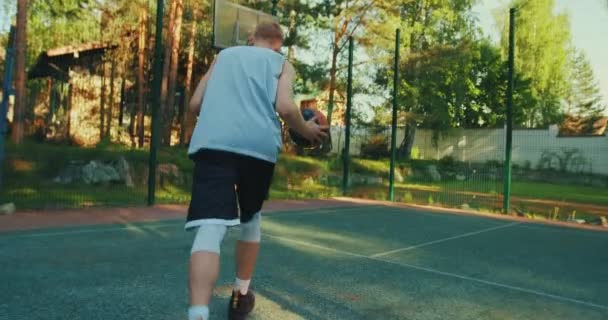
[1,204,607,319]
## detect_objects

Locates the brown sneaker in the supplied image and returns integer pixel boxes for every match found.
[228,290,255,320]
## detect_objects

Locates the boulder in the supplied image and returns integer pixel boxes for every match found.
[0,203,16,215]
[114,156,134,188]
[426,165,441,182]
[394,170,404,183]
[368,177,383,185]
[157,163,184,186]
[82,160,120,184]
[53,161,85,184]
[303,176,316,186]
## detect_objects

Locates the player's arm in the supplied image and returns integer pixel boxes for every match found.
[189,58,217,114]
[275,61,327,143]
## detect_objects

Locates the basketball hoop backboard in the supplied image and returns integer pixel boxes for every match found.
[213,0,279,49]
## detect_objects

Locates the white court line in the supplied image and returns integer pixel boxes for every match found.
[266,205,380,219]
[264,233,608,312]
[0,220,183,239]
[0,206,376,239]
[370,222,522,258]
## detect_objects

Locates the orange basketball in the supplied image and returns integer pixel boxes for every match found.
[289,108,329,147]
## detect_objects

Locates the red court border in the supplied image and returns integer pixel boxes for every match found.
[1,198,606,233]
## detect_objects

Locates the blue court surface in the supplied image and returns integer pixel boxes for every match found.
[1,204,607,319]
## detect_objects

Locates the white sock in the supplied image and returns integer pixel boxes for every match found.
[188,305,209,320]
[234,277,251,295]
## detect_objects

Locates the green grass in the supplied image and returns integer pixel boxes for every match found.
[434,180,608,207]
[2,142,608,218]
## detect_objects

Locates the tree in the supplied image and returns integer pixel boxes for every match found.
[159,0,177,146]
[567,50,605,118]
[179,18,196,146]
[27,0,99,65]
[499,0,572,127]
[324,0,377,127]
[366,0,479,154]
[136,5,148,147]
[163,0,184,145]
[11,0,27,144]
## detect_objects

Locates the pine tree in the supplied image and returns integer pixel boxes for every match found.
[568,50,605,118]
[11,0,27,144]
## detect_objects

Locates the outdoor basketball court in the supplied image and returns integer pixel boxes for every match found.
[1,200,607,319]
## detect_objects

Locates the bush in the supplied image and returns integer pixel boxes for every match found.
[438,155,456,170]
[410,146,420,159]
[360,135,390,159]
[484,160,503,168]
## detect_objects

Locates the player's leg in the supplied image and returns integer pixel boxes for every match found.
[189,226,225,320]
[186,150,240,320]
[227,155,275,319]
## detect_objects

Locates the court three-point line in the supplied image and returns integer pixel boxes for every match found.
[264,232,608,312]
[369,221,522,258]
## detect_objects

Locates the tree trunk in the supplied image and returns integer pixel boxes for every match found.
[129,92,137,148]
[119,76,125,126]
[99,62,107,141]
[287,10,297,61]
[398,122,416,160]
[320,44,339,155]
[137,7,147,147]
[164,0,183,145]
[106,56,116,139]
[160,0,178,145]
[326,46,339,126]
[65,75,73,142]
[11,0,28,144]
[180,20,196,146]
[46,78,53,134]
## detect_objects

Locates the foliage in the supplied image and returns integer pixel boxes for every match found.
[360,134,389,159]
[566,49,605,118]
[499,0,573,127]
[399,40,536,138]
[27,0,100,66]
[536,148,588,173]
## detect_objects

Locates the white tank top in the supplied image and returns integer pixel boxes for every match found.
[188,46,285,163]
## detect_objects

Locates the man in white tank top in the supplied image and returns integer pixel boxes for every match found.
[186,22,327,320]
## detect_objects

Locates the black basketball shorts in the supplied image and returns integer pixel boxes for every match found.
[185,149,275,230]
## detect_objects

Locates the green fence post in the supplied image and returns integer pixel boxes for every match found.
[342,37,354,196]
[147,0,165,206]
[503,8,515,214]
[389,29,400,202]
[271,0,278,16]
[0,27,16,198]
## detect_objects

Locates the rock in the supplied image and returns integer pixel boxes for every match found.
[303,176,315,186]
[573,219,586,224]
[53,161,84,184]
[0,203,16,215]
[456,174,466,181]
[114,156,134,188]
[394,170,404,183]
[367,176,383,185]
[318,175,329,184]
[426,165,441,182]
[350,174,363,185]
[82,160,120,184]
[403,192,413,203]
[601,216,608,228]
[157,163,184,186]
[460,203,470,210]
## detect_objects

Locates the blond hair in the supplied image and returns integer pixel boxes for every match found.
[253,22,284,42]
